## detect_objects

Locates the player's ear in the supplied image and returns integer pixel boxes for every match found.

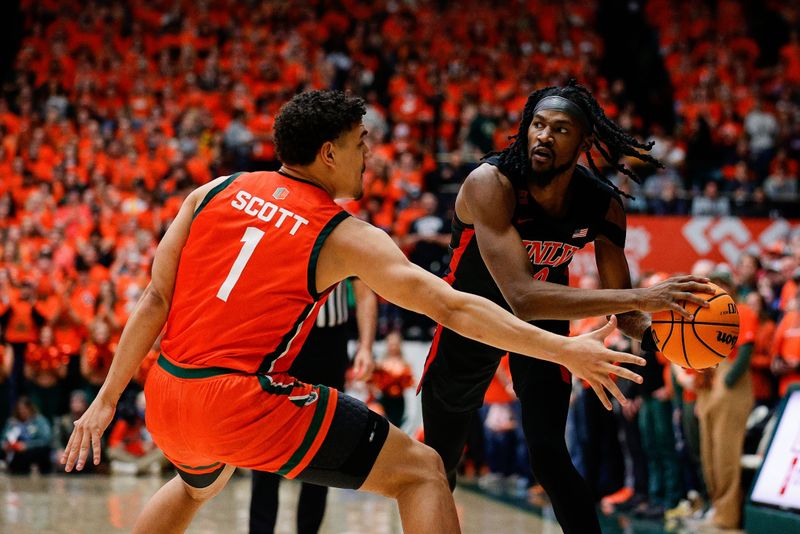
[319,141,335,168]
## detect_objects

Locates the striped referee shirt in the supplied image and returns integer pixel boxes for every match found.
[315,282,349,328]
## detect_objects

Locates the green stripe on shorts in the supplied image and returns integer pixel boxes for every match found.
[276,385,331,476]
[178,461,221,471]
[157,354,241,379]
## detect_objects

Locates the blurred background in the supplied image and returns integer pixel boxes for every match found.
[0,1,799,533]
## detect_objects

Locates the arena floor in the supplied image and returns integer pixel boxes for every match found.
[0,472,736,534]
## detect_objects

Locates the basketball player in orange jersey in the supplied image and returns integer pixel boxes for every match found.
[61,90,646,534]
[419,81,717,533]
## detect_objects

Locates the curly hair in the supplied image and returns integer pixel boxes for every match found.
[274,90,366,165]
[490,80,663,198]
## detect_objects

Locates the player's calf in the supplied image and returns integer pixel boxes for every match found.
[361,426,460,533]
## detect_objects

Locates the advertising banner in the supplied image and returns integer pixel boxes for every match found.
[568,216,800,282]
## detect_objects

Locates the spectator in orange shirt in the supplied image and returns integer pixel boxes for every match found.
[24,325,67,421]
[80,320,116,401]
[108,391,167,475]
[1,281,47,411]
[771,286,800,397]
[371,331,413,427]
[745,291,778,406]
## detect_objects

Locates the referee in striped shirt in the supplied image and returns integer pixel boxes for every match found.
[249,278,377,534]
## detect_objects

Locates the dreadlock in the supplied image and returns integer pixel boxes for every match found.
[490,79,664,199]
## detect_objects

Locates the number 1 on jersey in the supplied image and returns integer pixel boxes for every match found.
[217,227,265,302]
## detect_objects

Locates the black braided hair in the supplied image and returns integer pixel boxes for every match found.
[489,80,663,199]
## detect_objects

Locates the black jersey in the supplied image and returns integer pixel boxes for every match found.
[444,155,625,336]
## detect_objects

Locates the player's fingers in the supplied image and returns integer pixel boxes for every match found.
[672,275,710,284]
[603,377,628,406]
[592,315,617,339]
[64,427,83,471]
[680,292,710,308]
[91,429,102,466]
[61,429,76,465]
[670,302,694,320]
[679,281,716,295]
[75,428,92,471]
[362,363,374,381]
[605,363,644,384]
[606,350,646,368]
[590,382,612,411]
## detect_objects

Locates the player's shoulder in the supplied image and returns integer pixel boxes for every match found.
[574,164,620,200]
[189,173,247,209]
[464,162,514,196]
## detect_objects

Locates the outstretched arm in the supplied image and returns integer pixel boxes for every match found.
[460,164,712,322]
[316,217,646,409]
[62,177,228,472]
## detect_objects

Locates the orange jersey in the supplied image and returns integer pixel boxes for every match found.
[161,171,349,374]
[772,310,800,396]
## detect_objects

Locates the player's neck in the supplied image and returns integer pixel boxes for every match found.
[528,168,574,217]
[278,164,336,198]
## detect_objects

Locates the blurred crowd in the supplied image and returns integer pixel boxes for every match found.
[1,0,800,528]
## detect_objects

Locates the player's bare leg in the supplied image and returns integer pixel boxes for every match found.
[360,425,460,534]
[132,464,236,534]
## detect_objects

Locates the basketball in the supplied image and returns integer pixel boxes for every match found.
[650,283,740,369]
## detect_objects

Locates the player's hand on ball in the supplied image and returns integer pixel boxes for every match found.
[62,396,116,472]
[637,275,716,319]
[564,315,645,411]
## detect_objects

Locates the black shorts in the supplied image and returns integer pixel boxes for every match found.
[177,392,389,490]
[420,321,571,413]
[294,393,389,489]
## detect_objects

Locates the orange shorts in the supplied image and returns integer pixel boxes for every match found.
[144,353,338,484]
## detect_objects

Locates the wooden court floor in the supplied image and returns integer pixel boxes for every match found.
[0,472,557,533]
[0,472,733,533]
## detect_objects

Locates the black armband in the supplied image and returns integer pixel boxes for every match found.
[641,327,659,352]
[598,220,626,248]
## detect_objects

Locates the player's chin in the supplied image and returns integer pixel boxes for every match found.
[530,159,553,171]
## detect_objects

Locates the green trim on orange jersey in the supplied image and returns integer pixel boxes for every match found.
[257,302,315,374]
[192,171,245,220]
[276,385,331,476]
[307,210,350,299]
[156,354,241,379]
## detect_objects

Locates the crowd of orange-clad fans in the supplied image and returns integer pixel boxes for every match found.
[0,2,799,515]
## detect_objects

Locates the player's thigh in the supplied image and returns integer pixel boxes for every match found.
[422,327,503,413]
[291,392,389,490]
[359,425,447,498]
[509,355,572,440]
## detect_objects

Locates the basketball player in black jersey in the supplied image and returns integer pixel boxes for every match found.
[419,81,714,534]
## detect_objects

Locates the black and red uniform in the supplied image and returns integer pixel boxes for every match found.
[420,155,625,534]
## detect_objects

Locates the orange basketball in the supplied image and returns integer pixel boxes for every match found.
[649,283,740,369]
